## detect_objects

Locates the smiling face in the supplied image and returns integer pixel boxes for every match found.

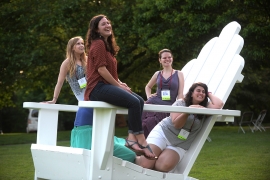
[97,17,112,40]
[159,52,173,68]
[73,38,85,55]
[191,86,206,105]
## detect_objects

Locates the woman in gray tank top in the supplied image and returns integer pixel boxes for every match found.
[137,82,223,172]
[142,49,185,137]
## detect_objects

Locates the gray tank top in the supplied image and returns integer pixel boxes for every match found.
[66,64,85,101]
[147,70,179,105]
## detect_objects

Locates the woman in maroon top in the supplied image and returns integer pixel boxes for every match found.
[84,14,157,159]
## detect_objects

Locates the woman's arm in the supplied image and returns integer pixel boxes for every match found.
[171,93,223,128]
[206,92,224,109]
[171,111,190,129]
[98,66,131,92]
[177,71,185,100]
[45,60,69,104]
[145,71,158,99]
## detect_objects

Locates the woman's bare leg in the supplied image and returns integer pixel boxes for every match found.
[135,144,161,169]
[154,149,179,172]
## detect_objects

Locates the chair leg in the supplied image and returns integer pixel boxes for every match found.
[256,125,262,132]
[252,123,261,132]
[259,125,266,132]
[248,125,254,133]
[206,136,212,142]
[239,126,245,134]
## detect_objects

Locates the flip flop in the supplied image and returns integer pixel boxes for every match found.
[125,139,144,156]
[139,144,158,160]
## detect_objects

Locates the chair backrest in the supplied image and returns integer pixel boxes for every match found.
[256,110,267,124]
[175,21,245,176]
[240,111,254,124]
[181,22,244,104]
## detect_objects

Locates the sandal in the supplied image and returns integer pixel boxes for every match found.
[125,139,144,156]
[139,144,158,160]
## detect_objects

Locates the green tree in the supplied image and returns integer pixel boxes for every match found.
[1,0,270,132]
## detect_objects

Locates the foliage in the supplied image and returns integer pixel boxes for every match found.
[0,0,270,132]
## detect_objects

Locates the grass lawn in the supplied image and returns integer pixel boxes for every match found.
[0,126,269,180]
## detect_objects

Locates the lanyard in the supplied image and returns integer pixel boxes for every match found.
[160,69,173,90]
[75,73,85,80]
[75,65,85,80]
[188,115,197,132]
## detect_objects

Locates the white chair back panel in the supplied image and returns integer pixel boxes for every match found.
[215,56,244,103]
[183,38,217,95]
[207,35,244,94]
[195,26,242,90]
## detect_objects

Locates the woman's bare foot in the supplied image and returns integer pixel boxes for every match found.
[136,134,157,159]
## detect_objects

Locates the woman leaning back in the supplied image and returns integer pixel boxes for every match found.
[84,14,157,159]
[136,82,223,172]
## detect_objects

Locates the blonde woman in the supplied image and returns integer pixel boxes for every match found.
[45,36,87,103]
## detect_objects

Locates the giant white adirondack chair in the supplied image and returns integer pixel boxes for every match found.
[24,21,244,180]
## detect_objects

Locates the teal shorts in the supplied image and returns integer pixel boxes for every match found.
[70,125,136,163]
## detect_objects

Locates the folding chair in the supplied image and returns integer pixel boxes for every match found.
[238,111,254,133]
[251,110,267,132]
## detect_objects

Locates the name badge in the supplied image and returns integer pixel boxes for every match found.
[78,77,87,89]
[177,129,190,140]
[161,90,171,100]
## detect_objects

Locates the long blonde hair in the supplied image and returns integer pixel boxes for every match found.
[66,36,87,78]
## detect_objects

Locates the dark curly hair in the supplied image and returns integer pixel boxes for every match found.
[184,82,209,119]
[184,82,209,107]
[85,14,119,56]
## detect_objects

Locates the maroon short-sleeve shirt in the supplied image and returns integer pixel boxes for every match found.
[84,39,118,100]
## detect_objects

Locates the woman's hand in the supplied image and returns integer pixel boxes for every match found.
[206,92,224,109]
[41,98,57,104]
[119,82,128,87]
[120,83,132,93]
[148,93,157,99]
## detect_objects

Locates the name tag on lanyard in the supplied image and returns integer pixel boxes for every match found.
[161,90,171,100]
[177,129,190,140]
[177,115,197,140]
[78,77,87,89]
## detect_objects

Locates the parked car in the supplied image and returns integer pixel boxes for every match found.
[26,109,38,133]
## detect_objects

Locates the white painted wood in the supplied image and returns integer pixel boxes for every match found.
[31,144,91,180]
